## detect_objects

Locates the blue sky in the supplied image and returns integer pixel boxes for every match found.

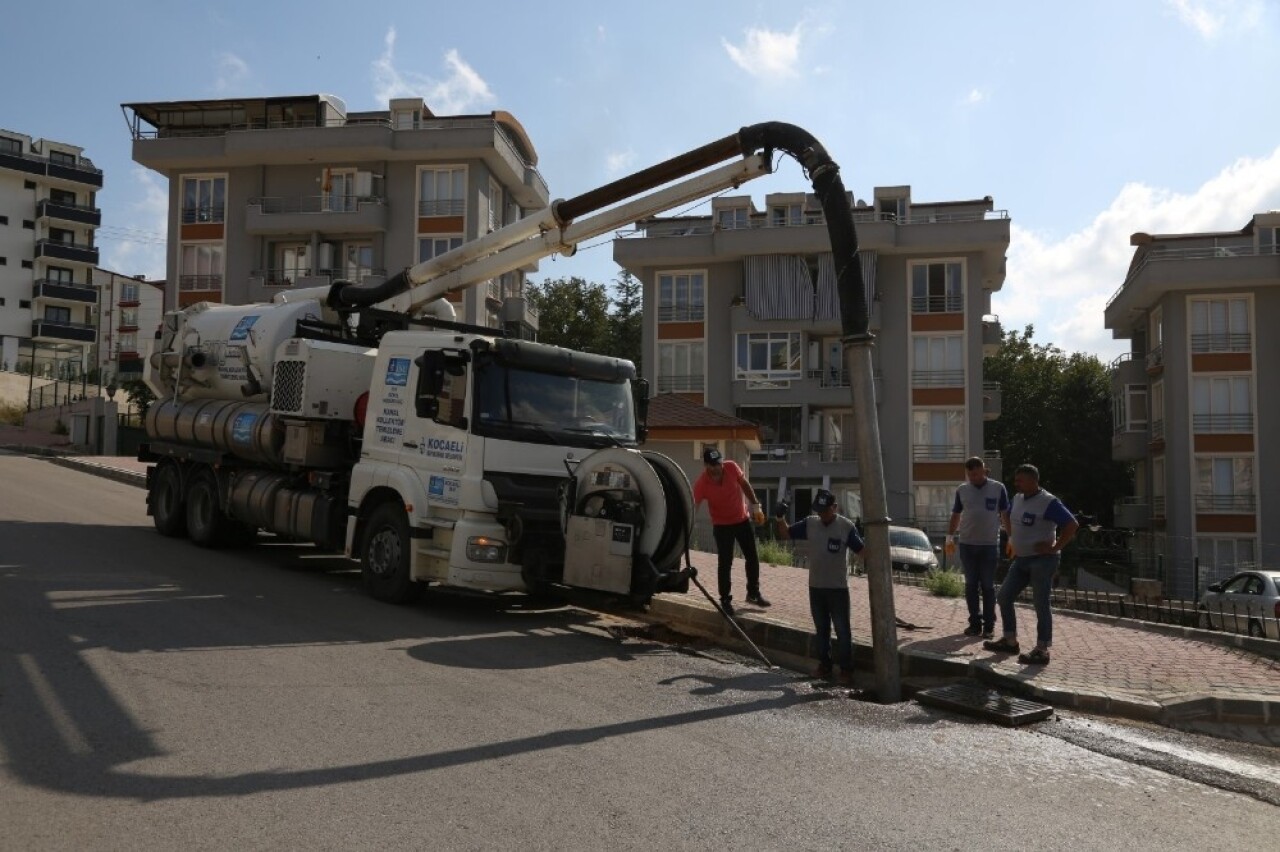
[4,0,1279,360]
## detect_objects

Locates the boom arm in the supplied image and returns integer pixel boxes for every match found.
[325,121,873,339]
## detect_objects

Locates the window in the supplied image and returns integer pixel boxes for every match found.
[1150,381,1165,439]
[0,257,5,266]
[120,309,138,327]
[0,137,20,154]
[274,244,310,284]
[49,227,75,244]
[1195,456,1254,512]
[735,331,802,380]
[118,332,138,353]
[1152,456,1165,516]
[120,282,139,303]
[910,261,963,313]
[19,300,30,309]
[1259,226,1278,254]
[770,203,802,227]
[179,243,224,292]
[49,188,76,205]
[657,271,704,321]
[736,406,803,449]
[1113,383,1148,432]
[419,167,466,216]
[488,179,502,232]
[912,409,965,460]
[1190,297,1250,352]
[911,335,963,386]
[182,175,226,224]
[0,215,8,225]
[418,236,463,263]
[0,298,5,306]
[43,306,71,323]
[1192,376,1251,432]
[657,341,704,392]
[717,207,749,230]
[322,168,356,213]
[879,197,906,221]
[913,484,954,534]
[23,220,34,230]
[49,150,76,166]
[46,266,73,283]
[21,260,32,269]
[345,243,374,282]
[1196,537,1256,586]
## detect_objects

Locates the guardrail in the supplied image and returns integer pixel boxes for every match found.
[1106,242,1280,310]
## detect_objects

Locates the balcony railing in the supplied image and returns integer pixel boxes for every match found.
[1153,496,1166,516]
[1150,419,1165,440]
[1190,332,1251,353]
[1191,413,1253,433]
[32,279,97,304]
[34,239,99,265]
[1194,494,1256,513]
[0,148,103,187]
[657,305,705,322]
[419,199,466,216]
[912,444,966,462]
[911,369,964,387]
[1107,242,1280,310]
[1145,345,1164,371]
[806,368,849,388]
[181,205,225,225]
[249,195,385,214]
[178,274,223,292]
[816,443,858,463]
[910,294,963,314]
[656,374,705,393]
[31,319,96,343]
[249,268,386,288]
[36,198,102,227]
[620,208,1009,239]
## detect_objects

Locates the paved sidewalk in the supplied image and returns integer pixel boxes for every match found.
[10,443,1280,733]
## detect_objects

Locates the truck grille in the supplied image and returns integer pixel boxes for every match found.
[272,361,306,414]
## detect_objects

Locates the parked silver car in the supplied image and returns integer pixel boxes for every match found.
[1198,570,1280,639]
[888,525,940,572]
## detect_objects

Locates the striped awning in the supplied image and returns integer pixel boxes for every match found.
[747,251,876,322]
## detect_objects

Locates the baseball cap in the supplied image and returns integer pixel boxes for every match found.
[702,447,723,465]
[813,490,836,511]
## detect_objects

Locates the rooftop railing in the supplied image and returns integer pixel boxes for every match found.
[619,208,1009,239]
[1107,242,1280,309]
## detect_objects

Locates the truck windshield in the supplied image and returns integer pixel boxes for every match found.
[473,361,637,446]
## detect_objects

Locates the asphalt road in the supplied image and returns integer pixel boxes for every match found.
[1,453,1277,850]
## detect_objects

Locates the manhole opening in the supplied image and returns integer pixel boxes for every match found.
[916,681,1053,726]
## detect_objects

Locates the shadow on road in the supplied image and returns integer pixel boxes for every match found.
[0,520,812,801]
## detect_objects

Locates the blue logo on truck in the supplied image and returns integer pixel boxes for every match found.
[229,315,260,341]
[386,357,410,387]
[231,411,258,445]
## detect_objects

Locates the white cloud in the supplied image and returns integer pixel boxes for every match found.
[605,149,636,176]
[961,88,988,106]
[999,145,1280,359]
[100,167,168,281]
[213,53,249,94]
[1165,0,1264,39]
[372,28,495,113]
[722,24,805,79]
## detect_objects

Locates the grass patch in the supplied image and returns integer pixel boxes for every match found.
[923,568,965,597]
[0,400,25,426]
[756,538,795,566]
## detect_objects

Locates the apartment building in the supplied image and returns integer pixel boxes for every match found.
[94,268,166,385]
[0,128,103,376]
[1104,212,1280,598]
[614,186,1009,533]
[122,94,548,335]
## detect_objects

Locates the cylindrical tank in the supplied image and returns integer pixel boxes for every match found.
[154,299,325,401]
[227,470,344,549]
[146,398,286,466]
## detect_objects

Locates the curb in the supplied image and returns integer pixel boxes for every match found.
[644,594,1279,729]
[44,455,147,489]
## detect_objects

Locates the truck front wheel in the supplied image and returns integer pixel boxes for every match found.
[361,503,423,604]
[151,461,187,538]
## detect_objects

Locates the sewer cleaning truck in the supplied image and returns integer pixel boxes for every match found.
[139,122,867,605]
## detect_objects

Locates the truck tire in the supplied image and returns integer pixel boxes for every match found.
[151,461,187,538]
[361,502,423,604]
[186,469,231,548]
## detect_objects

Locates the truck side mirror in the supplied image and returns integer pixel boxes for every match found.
[632,378,649,442]
[415,351,446,418]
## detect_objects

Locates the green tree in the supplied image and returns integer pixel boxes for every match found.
[121,379,157,416]
[983,325,1131,526]
[607,270,643,369]
[526,276,612,353]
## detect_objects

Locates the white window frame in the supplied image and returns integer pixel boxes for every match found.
[1194,456,1255,513]
[911,334,963,387]
[770,203,802,227]
[120,282,139,303]
[913,483,954,534]
[1189,296,1251,353]
[657,340,705,393]
[418,166,466,217]
[910,259,964,313]
[657,271,705,322]
[911,409,965,461]
[1195,537,1257,586]
[1114,383,1148,432]
[117,331,138,353]
[178,242,224,292]
[181,174,227,224]
[1192,375,1252,433]
[717,207,749,230]
[735,331,802,383]
[418,235,464,263]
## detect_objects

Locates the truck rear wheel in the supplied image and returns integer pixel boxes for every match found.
[186,469,231,548]
[151,461,187,538]
[361,502,423,604]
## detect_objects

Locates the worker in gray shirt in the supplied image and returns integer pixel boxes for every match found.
[774,489,865,685]
[983,464,1079,666]
[947,456,1011,640]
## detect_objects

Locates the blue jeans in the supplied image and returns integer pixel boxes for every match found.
[809,587,853,670]
[997,554,1059,648]
[958,543,998,632]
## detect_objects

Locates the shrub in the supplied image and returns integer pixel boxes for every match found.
[757,538,795,566]
[0,401,25,426]
[923,568,965,597]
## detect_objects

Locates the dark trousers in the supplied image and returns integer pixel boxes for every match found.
[712,520,761,601]
[958,543,998,632]
[809,587,853,670]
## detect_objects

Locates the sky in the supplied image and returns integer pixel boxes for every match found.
[4,0,1280,362]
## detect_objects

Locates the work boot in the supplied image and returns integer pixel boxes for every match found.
[746,593,772,607]
[963,624,982,637]
[719,599,735,616]
[811,663,833,679]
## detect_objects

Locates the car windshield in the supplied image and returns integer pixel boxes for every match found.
[473,361,636,446]
[889,527,932,551]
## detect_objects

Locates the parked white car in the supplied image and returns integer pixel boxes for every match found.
[888,525,940,573]
[1198,570,1280,639]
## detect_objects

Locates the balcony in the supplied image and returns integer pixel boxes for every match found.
[0,148,103,188]
[1112,427,1149,461]
[981,315,1003,356]
[245,195,388,235]
[498,296,538,332]
[32,319,96,343]
[1145,345,1164,375]
[1113,497,1151,529]
[749,443,860,479]
[1194,494,1256,513]
[982,381,1001,421]
[1190,332,1251,354]
[34,238,99,266]
[32,279,97,305]
[1192,413,1254,433]
[655,374,705,394]
[910,294,963,314]
[178,274,224,294]
[36,198,101,228]
[912,444,966,462]
[733,370,881,407]
[1105,241,1280,322]
[911,369,963,387]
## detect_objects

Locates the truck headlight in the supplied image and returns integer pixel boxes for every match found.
[466,536,507,564]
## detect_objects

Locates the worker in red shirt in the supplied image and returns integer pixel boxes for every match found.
[692,448,770,616]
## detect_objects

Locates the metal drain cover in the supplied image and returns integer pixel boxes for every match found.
[915,682,1053,726]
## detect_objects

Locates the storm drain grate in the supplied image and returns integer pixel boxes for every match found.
[915,682,1054,726]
